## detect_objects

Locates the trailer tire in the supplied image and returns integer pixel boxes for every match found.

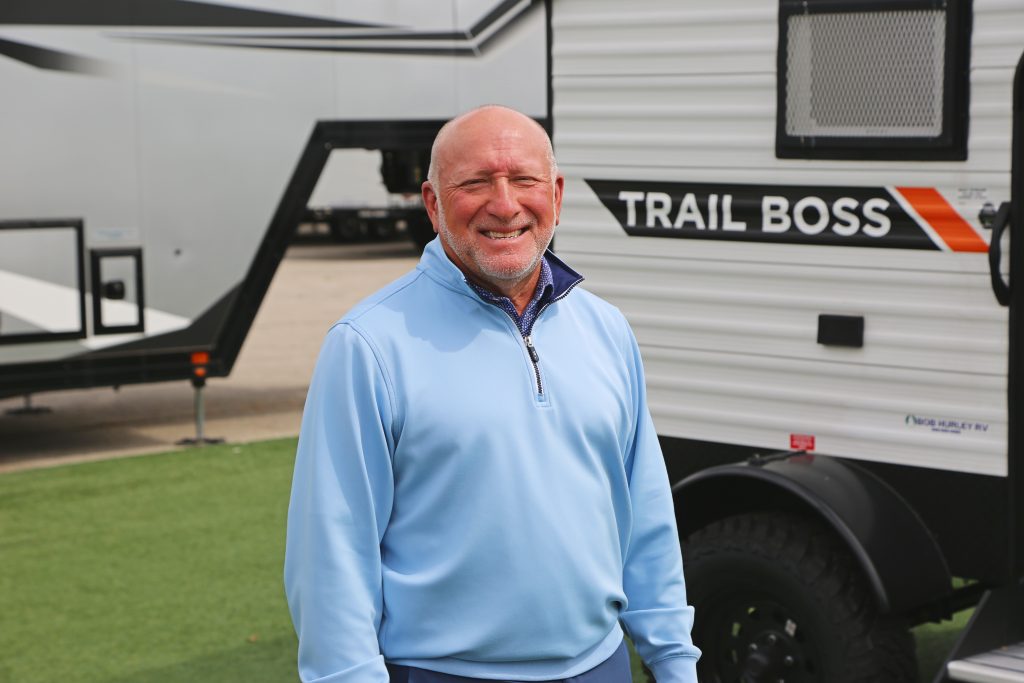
[683,512,916,683]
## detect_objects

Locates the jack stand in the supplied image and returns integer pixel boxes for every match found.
[176,376,224,446]
[5,394,52,416]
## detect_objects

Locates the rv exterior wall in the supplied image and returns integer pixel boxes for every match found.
[552,0,1019,478]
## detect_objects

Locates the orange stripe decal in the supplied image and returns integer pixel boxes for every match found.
[895,187,989,252]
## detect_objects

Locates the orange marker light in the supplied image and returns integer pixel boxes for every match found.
[191,351,210,378]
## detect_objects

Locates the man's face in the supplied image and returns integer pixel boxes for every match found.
[423,109,564,292]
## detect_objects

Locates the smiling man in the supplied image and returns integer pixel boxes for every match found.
[284,106,699,683]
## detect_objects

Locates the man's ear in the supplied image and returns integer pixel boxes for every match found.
[553,174,565,226]
[421,181,440,234]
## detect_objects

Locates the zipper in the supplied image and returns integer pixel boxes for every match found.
[523,334,543,396]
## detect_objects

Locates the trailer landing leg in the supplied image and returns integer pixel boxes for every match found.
[5,394,52,416]
[176,376,224,446]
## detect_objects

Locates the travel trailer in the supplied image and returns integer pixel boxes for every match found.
[0,0,548,399]
[550,1,1024,682]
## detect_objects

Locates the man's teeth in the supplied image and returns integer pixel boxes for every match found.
[483,229,525,239]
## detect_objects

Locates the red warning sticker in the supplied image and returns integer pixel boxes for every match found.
[790,434,815,451]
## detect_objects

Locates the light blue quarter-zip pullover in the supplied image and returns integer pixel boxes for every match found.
[284,238,699,683]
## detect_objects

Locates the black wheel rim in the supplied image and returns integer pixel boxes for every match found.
[695,593,822,683]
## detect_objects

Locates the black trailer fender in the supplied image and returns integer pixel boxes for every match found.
[672,454,952,616]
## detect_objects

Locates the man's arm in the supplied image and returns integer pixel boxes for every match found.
[284,323,396,683]
[619,326,701,683]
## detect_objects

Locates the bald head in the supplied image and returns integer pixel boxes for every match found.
[427,105,557,193]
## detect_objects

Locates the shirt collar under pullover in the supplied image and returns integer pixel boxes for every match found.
[466,257,554,337]
[431,239,585,337]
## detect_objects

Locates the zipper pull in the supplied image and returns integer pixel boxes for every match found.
[524,335,540,363]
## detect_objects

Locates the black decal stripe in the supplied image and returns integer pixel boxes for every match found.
[0,37,106,73]
[148,30,473,42]
[265,45,476,57]
[471,0,539,55]
[587,178,944,251]
[108,1,541,57]
[105,0,537,42]
[109,34,477,56]
[468,0,529,37]
[0,0,386,28]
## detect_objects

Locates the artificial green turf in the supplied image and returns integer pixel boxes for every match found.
[0,438,968,683]
[0,439,300,683]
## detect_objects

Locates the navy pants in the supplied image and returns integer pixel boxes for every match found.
[385,639,632,683]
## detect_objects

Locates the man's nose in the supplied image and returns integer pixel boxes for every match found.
[486,179,520,219]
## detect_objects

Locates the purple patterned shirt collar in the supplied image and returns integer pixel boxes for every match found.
[466,257,554,337]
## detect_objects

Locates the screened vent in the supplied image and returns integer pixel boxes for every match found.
[776,0,969,160]
[786,11,945,137]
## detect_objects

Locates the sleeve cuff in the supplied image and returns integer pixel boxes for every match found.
[301,654,390,683]
[649,656,699,683]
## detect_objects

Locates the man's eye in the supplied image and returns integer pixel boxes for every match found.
[461,179,485,187]
[513,177,538,185]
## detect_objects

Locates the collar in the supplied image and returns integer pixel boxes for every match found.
[417,236,584,302]
[467,256,552,305]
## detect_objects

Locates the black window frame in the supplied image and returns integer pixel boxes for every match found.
[0,219,87,345]
[776,0,971,161]
[90,247,146,335]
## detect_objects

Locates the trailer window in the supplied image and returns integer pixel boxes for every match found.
[0,221,86,344]
[776,0,969,161]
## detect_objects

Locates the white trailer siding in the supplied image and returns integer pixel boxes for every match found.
[552,0,1020,476]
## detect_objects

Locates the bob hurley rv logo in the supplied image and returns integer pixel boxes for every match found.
[585,180,989,252]
[905,414,990,435]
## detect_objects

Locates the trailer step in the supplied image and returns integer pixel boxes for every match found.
[948,642,1024,683]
